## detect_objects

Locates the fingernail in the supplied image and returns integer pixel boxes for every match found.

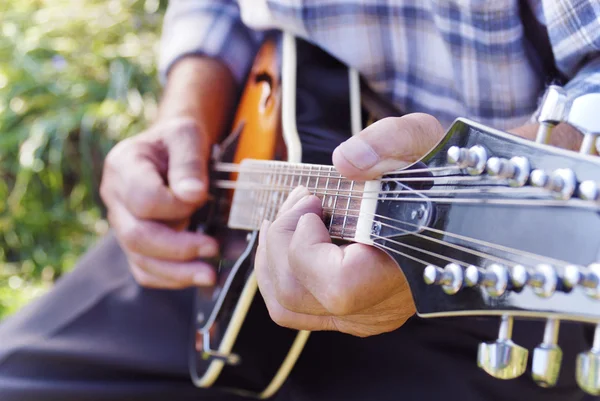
[337,138,379,170]
[193,271,214,286]
[173,178,204,200]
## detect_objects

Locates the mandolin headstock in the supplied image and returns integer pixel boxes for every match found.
[368,87,600,394]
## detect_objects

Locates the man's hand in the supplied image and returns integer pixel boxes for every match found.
[255,113,445,337]
[100,57,236,289]
[100,118,219,289]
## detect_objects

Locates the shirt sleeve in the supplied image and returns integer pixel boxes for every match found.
[539,0,600,102]
[158,0,265,85]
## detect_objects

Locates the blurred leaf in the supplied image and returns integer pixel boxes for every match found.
[0,0,168,318]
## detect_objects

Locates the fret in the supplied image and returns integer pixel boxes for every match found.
[315,165,321,202]
[329,172,342,233]
[279,163,290,216]
[305,164,311,188]
[269,163,284,221]
[341,180,355,238]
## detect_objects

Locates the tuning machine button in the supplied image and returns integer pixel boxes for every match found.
[465,264,509,297]
[529,264,559,298]
[423,263,464,295]
[579,181,600,202]
[447,145,488,175]
[576,323,600,395]
[532,318,563,387]
[530,168,576,200]
[566,93,600,155]
[563,264,600,299]
[478,315,529,379]
[486,157,530,187]
[535,85,568,144]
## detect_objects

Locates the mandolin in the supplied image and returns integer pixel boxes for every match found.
[187,32,600,398]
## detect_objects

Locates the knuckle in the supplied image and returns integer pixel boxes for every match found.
[321,284,354,316]
[125,187,159,219]
[266,302,294,329]
[118,221,146,254]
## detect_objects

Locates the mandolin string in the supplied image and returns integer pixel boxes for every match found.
[214,163,489,184]
[325,208,571,268]
[210,163,590,268]
[213,180,595,209]
[214,180,547,196]
[241,189,574,268]
[213,162,461,176]
[359,212,570,267]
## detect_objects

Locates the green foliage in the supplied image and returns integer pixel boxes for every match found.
[0,0,167,319]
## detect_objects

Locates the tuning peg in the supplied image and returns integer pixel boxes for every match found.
[423,263,464,295]
[576,323,600,395]
[579,181,600,202]
[532,318,563,387]
[530,168,576,200]
[566,93,600,154]
[529,264,559,298]
[563,264,600,299]
[447,145,488,175]
[478,315,529,379]
[535,85,568,144]
[486,157,530,187]
[465,264,509,297]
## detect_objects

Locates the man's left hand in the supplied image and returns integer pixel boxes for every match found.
[254,113,444,337]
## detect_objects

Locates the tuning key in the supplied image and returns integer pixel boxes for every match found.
[535,85,568,144]
[486,157,530,187]
[576,323,600,395]
[579,181,600,202]
[532,318,563,387]
[567,93,600,155]
[465,264,509,297]
[530,168,576,200]
[478,315,529,379]
[529,264,559,298]
[423,263,464,295]
[447,145,488,175]
[563,264,600,299]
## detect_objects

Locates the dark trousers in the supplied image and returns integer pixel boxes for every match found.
[0,232,595,401]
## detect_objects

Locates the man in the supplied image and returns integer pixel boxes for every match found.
[0,0,598,400]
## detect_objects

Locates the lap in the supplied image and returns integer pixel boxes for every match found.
[0,233,592,401]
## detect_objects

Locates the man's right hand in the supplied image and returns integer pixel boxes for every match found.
[99,57,237,289]
[100,118,219,289]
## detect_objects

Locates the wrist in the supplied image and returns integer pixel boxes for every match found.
[155,56,238,145]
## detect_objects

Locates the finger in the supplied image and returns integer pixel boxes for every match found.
[109,203,219,261]
[332,113,445,180]
[266,194,330,315]
[128,252,216,288]
[161,118,210,204]
[289,213,408,316]
[276,185,312,218]
[128,262,185,288]
[120,158,199,220]
[255,223,334,331]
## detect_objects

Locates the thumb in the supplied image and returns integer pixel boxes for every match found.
[332,113,445,180]
[163,119,210,204]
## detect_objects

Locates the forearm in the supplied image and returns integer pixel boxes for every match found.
[509,122,583,152]
[156,56,237,146]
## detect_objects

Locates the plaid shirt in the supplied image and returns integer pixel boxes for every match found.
[159,0,600,130]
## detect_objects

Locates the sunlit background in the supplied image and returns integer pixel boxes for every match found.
[0,0,167,318]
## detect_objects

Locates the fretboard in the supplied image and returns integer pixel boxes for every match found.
[224,160,366,239]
